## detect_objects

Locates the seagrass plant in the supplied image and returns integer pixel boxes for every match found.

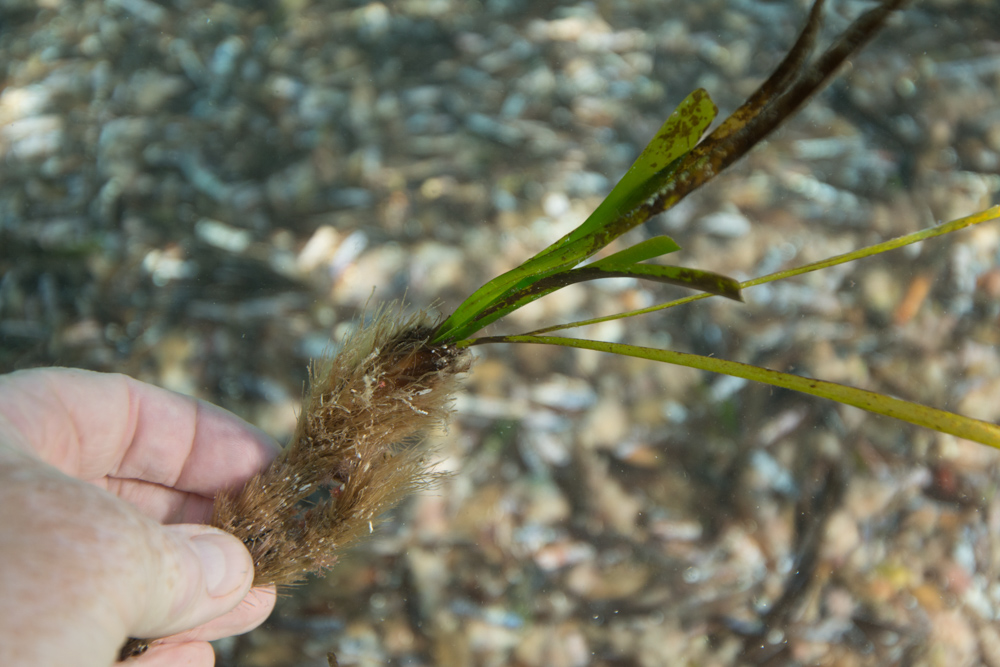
[121,0,1000,659]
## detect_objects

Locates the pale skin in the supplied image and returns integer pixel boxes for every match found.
[0,368,280,666]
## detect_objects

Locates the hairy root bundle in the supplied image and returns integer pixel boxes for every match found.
[211,306,470,587]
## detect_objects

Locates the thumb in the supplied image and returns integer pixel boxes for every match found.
[127,524,255,640]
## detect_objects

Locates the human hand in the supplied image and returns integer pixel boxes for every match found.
[0,368,280,666]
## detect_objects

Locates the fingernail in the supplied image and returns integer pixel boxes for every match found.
[189,532,249,598]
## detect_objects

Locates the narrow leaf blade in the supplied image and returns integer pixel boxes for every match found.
[483,335,1000,449]
[550,264,742,301]
[598,264,744,301]
[456,261,741,338]
[433,90,718,343]
[530,89,718,262]
[589,236,681,270]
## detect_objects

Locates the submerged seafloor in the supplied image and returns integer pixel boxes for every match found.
[2,0,1000,665]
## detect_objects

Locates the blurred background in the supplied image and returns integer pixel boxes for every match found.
[2,0,1000,664]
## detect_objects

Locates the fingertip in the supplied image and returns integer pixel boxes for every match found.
[173,399,282,497]
[188,531,254,599]
[239,585,278,634]
[135,524,255,639]
[126,640,215,666]
[166,585,277,644]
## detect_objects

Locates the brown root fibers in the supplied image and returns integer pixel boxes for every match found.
[211,306,470,587]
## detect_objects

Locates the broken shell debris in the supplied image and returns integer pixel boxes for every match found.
[2,0,999,665]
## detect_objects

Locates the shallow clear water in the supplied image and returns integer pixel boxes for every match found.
[2,1,999,664]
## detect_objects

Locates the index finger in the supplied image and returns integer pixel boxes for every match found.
[0,368,281,498]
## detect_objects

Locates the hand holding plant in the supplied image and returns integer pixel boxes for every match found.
[0,368,278,667]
